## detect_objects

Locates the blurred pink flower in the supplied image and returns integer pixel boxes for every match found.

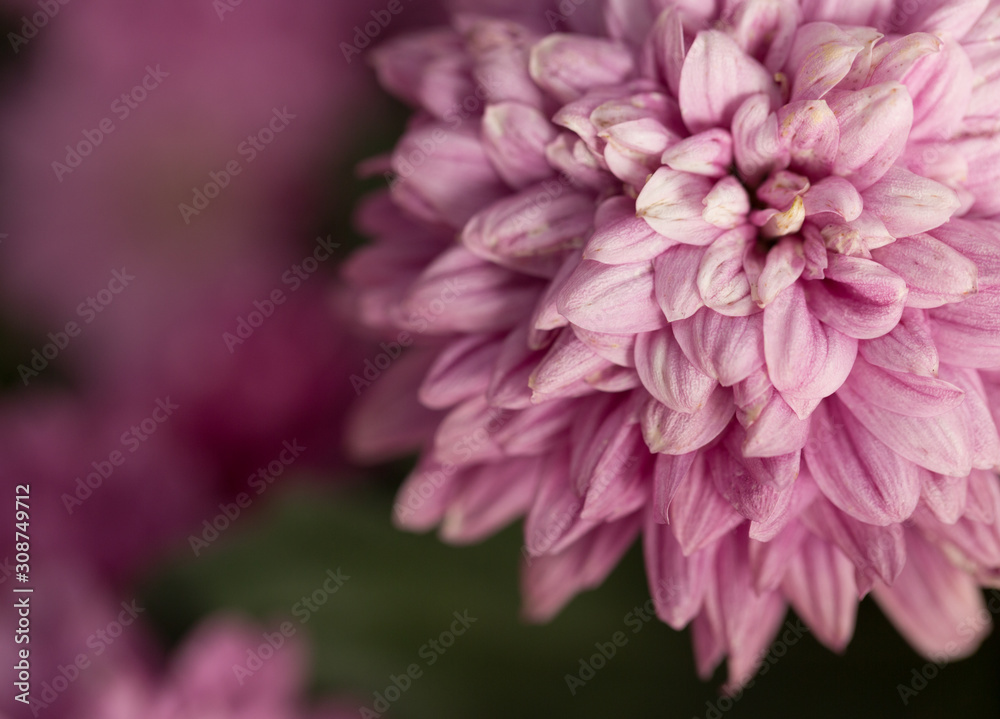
[78,615,360,719]
[346,0,1000,688]
[0,0,381,477]
[0,394,215,581]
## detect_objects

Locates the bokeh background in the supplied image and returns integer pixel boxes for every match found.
[0,1,996,717]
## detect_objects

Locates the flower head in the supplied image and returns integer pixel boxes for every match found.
[346,0,1000,687]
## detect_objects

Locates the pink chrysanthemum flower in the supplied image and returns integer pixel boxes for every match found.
[345,0,1000,687]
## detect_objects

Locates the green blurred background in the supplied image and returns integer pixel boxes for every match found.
[140,477,1000,719]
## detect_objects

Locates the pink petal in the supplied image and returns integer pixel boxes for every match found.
[635,167,724,245]
[777,99,840,178]
[667,450,746,554]
[836,372,974,477]
[679,30,779,134]
[394,456,459,531]
[860,166,961,237]
[788,24,865,101]
[481,101,558,189]
[801,497,907,594]
[521,515,641,622]
[702,176,751,229]
[870,233,978,309]
[873,528,991,661]
[653,451,697,522]
[929,285,1000,368]
[799,0,892,27]
[405,247,544,334]
[930,219,1000,289]
[487,322,543,410]
[441,457,542,544]
[579,428,650,522]
[802,176,863,221]
[557,259,667,333]
[803,253,908,340]
[531,252,579,333]
[523,447,593,556]
[529,34,635,104]
[754,237,805,307]
[866,33,943,87]
[392,123,508,227]
[495,400,574,456]
[432,395,506,466]
[943,364,1000,470]
[781,533,858,651]
[842,355,964,418]
[529,327,611,402]
[804,397,920,525]
[602,117,676,186]
[642,7,687,96]
[743,392,812,458]
[652,244,707,321]
[672,308,766,386]
[857,307,940,377]
[956,134,1000,218]
[902,37,975,141]
[697,226,758,316]
[724,0,800,72]
[572,325,636,367]
[749,473,819,542]
[662,129,734,178]
[641,387,736,455]
[749,520,809,591]
[583,195,674,265]
[732,93,787,184]
[461,185,593,278]
[644,510,715,628]
[920,470,969,525]
[764,283,858,406]
[891,0,989,40]
[634,328,718,413]
[827,82,914,191]
[709,438,795,522]
[347,349,443,462]
[420,334,504,409]
[711,532,789,692]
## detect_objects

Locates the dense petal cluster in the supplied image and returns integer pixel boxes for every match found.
[345,0,1000,686]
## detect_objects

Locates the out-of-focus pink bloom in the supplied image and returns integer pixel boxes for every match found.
[346,0,1000,688]
[0,394,215,581]
[0,552,157,719]
[0,0,376,476]
[78,615,359,719]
